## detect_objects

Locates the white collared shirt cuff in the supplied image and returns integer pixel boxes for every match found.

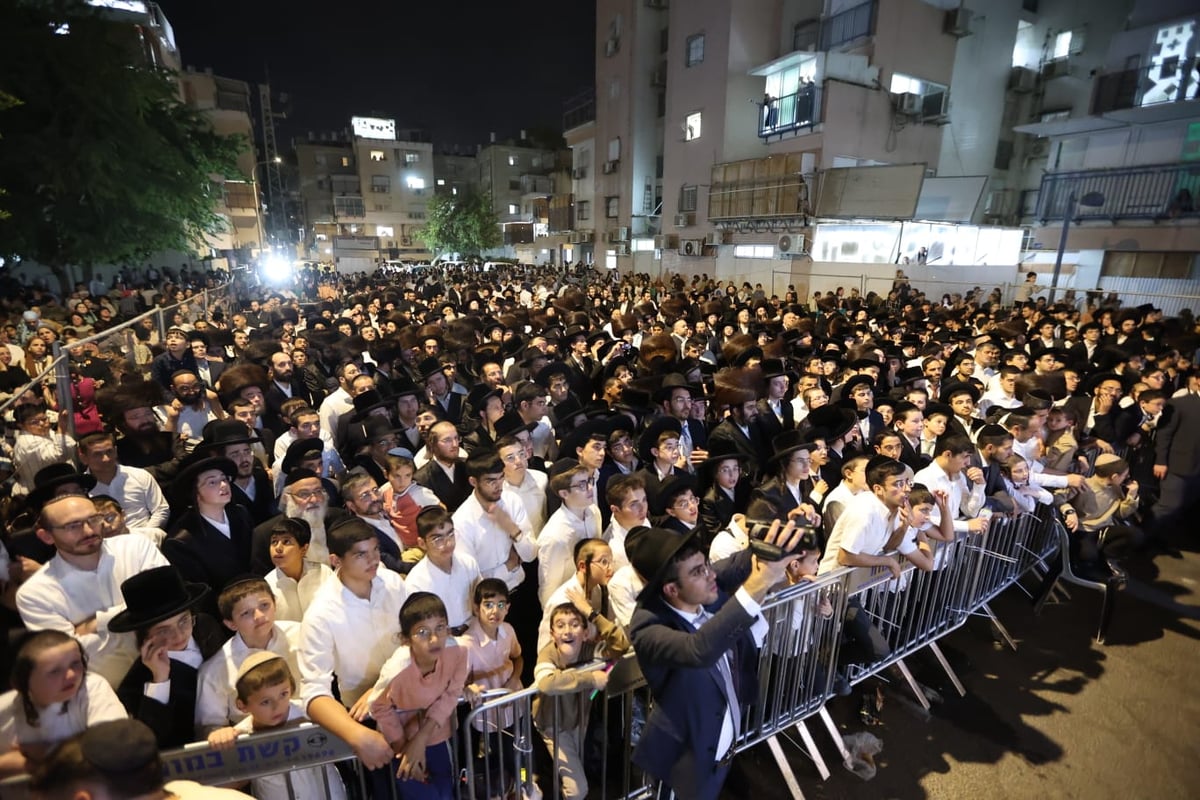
[144,679,171,703]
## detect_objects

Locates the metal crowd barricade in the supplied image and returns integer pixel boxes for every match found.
[955,512,1038,650]
[734,570,851,794]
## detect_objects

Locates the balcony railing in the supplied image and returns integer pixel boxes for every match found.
[1036,163,1200,222]
[820,0,876,50]
[1092,57,1199,115]
[759,84,822,140]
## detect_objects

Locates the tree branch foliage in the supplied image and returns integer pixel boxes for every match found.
[0,0,245,273]
[416,190,502,257]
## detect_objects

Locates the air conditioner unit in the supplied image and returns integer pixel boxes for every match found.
[942,7,972,38]
[572,167,587,179]
[605,38,619,57]
[674,212,694,227]
[579,231,594,243]
[1008,67,1036,94]
[705,231,726,246]
[602,160,619,174]
[777,233,806,257]
[653,234,678,250]
[921,90,949,121]
[1027,138,1050,158]
[615,226,630,241]
[606,230,621,243]
[400,236,413,246]
[1041,58,1071,80]
[614,243,630,255]
[894,92,922,116]
[679,239,705,256]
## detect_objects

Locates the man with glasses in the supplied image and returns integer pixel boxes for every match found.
[537,466,603,605]
[17,493,168,686]
[341,471,407,574]
[453,450,537,682]
[414,420,472,511]
[251,466,348,572]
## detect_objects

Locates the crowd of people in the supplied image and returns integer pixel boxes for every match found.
[0,259,1197,800]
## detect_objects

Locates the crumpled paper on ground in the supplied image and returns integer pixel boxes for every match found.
[843,731,883,781]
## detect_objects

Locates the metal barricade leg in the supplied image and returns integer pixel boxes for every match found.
[764,735,807,800]
[926,641,966,697]
[790,720,830,782]
[980,602,1018,651]
[817,706,852,764]
[893,658,931,711]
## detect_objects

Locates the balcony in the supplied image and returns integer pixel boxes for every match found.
[759,84,822,140]
[1036,163,1200,223]
[820,0,877,50]
[562,90,596,133]
[1091,57,1199,124]
[708,152,809,229]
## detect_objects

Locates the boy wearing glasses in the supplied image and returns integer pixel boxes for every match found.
[537,466,603,605]
[405,507,482,632]
[537,538,619,652]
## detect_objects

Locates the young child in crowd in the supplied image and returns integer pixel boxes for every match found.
[457,579,524,792]
[533,602,630,800]
[380,454,441,567]
[1000,455,1054,515]
[207,651,347,800]
[263,517,334,622]
[0,630,126,777]
[195,576,302,736]
[537,538,620,653]
[370,592,469,800]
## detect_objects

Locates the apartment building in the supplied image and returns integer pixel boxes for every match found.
[563,90,599,265]
[432,148,479,199]
[587,0,1198,308]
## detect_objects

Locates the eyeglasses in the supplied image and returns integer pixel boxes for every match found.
[672,495,699,509]
[200,475,231,490]
[658,441,681,452]
[48,514,107,535]
[481,600,508,612]
[501,451,527,463]
[148,613,195,641]
[610,439,633,451]
[676,559,714,581]
[569,478,596,491]
[426,531,455,547]
[291,488,326,501]
[354,487,381,501]
[410,623,450,642]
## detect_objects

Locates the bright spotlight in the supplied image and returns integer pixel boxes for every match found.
[261,253,291,283]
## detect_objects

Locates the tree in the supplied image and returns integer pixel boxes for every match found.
[417,190,502,257]
[0,0,245,292]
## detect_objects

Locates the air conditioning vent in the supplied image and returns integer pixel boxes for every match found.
[893,92,922,116]
[615,226,630,241]
[674,212,694,227]
[614,243,630,255]
[705,231,726,246]
[1040,58,1071,81]
[679,239,705,256]
[602,160,619,174]
[579,231,594,243]
[400,236,413,246]
[777,233,806,257]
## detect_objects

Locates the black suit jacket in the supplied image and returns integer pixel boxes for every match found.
[708,419,768,483]
[680,417,709,453]
[1155,393,1200,477]
[629,549,758,800]
[163,506,255,619]
[229,466,277,527]
[755,399,794,442]
[700,481,749,533]
[264,380,322,435]
[413,458,472,511]
[115,614,226,748]
[433,392,464,426]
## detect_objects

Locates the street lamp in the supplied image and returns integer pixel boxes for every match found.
[1049,190,1105,303]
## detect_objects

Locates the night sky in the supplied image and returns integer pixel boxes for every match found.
[155,0,596,148]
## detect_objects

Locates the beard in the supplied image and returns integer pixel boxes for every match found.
[281,494,328,537]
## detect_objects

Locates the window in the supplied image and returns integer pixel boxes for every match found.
[508,203,519,214]
[686,34,705,67]
[605,196,619,218]
[1052,30,1072,60]
[734,244,776,259]
[409,211,426,220]
[680,185,698,212]
[508,155,518,167]
[1101,252,1196,279]
[660,27,669,54]
[610,78,621,99]
[577,200,591,221]
[685,111,702,141]
[632,238,655,252]
[334,196,364,217]
[341,156,351,167]
[377,225,394,237]
[605,249,618,270]
[607,138,621,162]
[369,150,386,162]
[404,151,420,165]
[436,178,446,186]
[315,154,327,167]
[373,203,387,212]
[371,175,390,193]
[509,179,521,191]
[405,176,426,190]
[451,187,458,196]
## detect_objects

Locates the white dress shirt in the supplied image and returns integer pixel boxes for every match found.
[266,561,335,622]
[913,458,986,534]
[16,536,168,686]
[89,464,170,530]
[536,504,602,606]
[298,570,408,708]
[318,387,353,439]
[452,489,536,591]
[607,565,645,627]
[0,673,126,752]
[505,469,549,535]
[195,621,302,731]
[403,551,482,628]
[12,431,76,496]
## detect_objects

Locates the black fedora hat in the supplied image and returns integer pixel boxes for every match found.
[653,373,701,403]
[28,464,97,512]
[614,387,653,418]
[939,381,981,405]
[767,429,814,465]
[651,472,697,517]
[494,409,537,439]
[699,437,750,470]
[389,376,423,400]
[352,389,390,417]
[806,405,858,442]
[551,395,587,432]
[559,416,613,459]
[353,416,401,448]
[625,525,700,598]
[174,453,237,506]
[417,356,446,382]
[535,360,572,388]
[108,565,209,634]
[759,358,788,379]
[199,419,260,450]
[638,415,683,463]
[466,384,503,415]
[281,437,325,474]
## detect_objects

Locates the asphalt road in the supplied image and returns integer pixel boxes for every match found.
[721,540,1200,800]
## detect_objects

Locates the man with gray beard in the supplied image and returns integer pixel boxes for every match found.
[250,468,350,574]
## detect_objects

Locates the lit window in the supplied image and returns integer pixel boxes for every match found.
[341,157,350,167]
[508,155,518,167]
[436,178,446,186]
[451,187,458,195]
[632,238,655,252]
[734,245,775,259]
[404,151,420,165]
[508,203,519,214]
[1052,30,1071,60]
[377,225,394,237]
[406,176,426,190]
[606,249,618,269]
[686,34,705,67]
[369,150,385,162]
[685,112,702,141]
